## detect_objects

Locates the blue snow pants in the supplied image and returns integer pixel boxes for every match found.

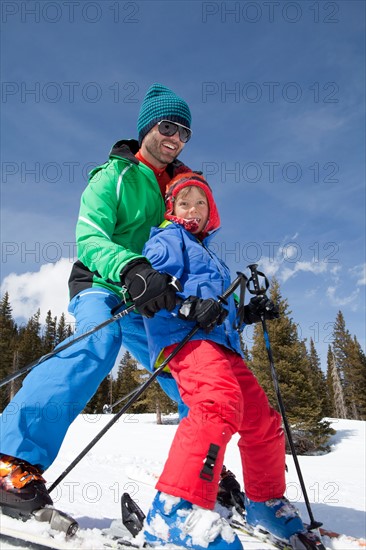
[0,288,188,471]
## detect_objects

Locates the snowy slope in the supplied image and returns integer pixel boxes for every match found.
[1,415,365,549]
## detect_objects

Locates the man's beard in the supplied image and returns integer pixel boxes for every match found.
[145,134,179,165]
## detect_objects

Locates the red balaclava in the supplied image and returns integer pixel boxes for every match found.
[164,172,221,239]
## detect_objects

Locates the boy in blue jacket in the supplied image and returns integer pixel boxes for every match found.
[141,173,306,550]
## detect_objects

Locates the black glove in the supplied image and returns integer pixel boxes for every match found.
[178,296,228,333]
[243,295,279,325]
[121,260,181,318]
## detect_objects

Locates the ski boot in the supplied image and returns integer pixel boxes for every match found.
[144,491,243,550]
[0,454,53,519]
[244,495,306,542]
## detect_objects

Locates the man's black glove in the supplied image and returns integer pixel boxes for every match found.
[178,296,228,333]
[243,295,279,325]
[121,260,181,318]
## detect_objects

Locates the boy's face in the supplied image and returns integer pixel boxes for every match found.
[174,186,209,234]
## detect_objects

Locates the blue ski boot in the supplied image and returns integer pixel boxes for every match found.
[144,491,243,550]
[244,496,306,542]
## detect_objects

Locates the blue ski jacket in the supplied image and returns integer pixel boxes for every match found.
[142,221,244,370]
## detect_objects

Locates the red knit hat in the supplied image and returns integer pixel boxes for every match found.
[165,172,220,238]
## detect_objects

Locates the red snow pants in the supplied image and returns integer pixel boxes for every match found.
[156,340,285,509]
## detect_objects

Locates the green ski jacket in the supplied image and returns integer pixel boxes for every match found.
[68,139,189,300]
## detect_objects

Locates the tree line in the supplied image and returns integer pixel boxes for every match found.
[0,292,176,423]
[1,283,365,451]
[244,279,366,453]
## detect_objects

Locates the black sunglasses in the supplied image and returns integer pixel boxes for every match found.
[158,120,192,143]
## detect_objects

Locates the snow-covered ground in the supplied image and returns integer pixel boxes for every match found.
[1,415,365,548]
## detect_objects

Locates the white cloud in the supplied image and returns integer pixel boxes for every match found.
[256,256,282,278]
[330,264,342,281]
[254,233,333,284]
[349,263,366,286]
[279,260,329,283]
[265,260,329,283]
[1,258,74,324]
[304,287,318,298]
[326,286,360,309]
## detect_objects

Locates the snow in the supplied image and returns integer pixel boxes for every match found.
[1,415,365,549]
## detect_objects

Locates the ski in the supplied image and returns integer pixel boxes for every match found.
[2,493,363,550]
[0,508,139,550]
[231,518,326,550]
[0,532,142,550]
[0,523,142,550]
[0,508,73,550]
[305,525,366,548]
[0,527,65,550]
[231,517,366,549]
[102,537,141,548]
[0,505,78,536]
[120,491,365,550]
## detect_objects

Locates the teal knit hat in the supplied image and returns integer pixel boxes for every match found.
[137,83,191,145]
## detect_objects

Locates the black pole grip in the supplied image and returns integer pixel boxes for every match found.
[218,272,248,303]
[247,264,269,296]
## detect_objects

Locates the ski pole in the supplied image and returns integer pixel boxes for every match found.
[0,304,135,389]
[48,272,247,494]
[104,271,248,415]
[0,276,181,389]
[103,384,141,414]
[246,264,322,530]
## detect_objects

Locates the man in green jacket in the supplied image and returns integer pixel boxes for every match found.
[0,84,195,516]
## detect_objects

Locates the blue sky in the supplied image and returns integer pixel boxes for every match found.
[1,0,365,370]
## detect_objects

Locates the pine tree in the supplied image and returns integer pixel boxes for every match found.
[56,313,73,345]
[17,310,43,368]
[0,293,18,410]
[9,309,43,399]
[42,310,57,353]
[308,338,331,417]
[326,346,336,417]
[331,311,366,419]
[141,379,177,423]
[345,336,366,420]
[112,351,178,421]
[112,351,148,414]
[240,335,251,362]
[328,347,347,419]
[84,374,113,414]
[248,279,333,453]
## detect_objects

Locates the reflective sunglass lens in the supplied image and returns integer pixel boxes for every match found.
[178,127,191,143]
[158,120,191,143]
[159,121,176,136]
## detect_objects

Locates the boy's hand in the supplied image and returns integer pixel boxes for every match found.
[121,260,181,318]
[178,296,228,332]
[243,295,279,325]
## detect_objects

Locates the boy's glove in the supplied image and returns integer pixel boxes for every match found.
[178,296,228,333]
[243,295,279,325]
[121,260,181,318]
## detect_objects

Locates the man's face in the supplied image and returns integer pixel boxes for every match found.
[140,123,185,169]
